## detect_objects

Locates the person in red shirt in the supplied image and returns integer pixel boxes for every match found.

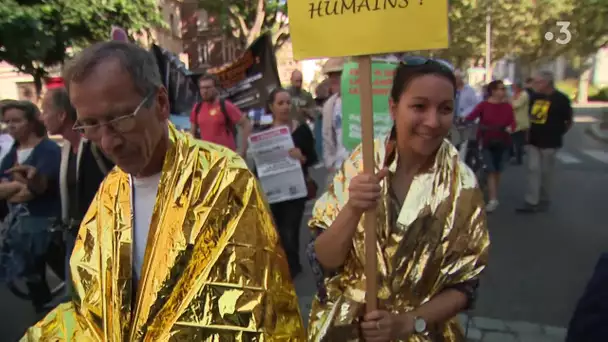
[465,80,516,213]
[190,74,252,157]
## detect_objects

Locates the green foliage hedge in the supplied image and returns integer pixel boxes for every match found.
[556,79,608,102]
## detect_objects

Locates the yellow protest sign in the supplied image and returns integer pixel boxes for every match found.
[288,0,449,60]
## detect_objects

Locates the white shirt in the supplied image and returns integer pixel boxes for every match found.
[456,84,481,118]
[332,97,348,169]
[0,134,14,164]
[16,148,33,164]
[132,172,161,280]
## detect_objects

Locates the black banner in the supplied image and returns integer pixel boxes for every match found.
[151,32,281,127]
[150,45,199,115]
[206,32,281,113]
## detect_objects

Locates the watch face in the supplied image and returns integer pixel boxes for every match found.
[414,317,427,333]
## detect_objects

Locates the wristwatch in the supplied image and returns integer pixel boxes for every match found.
[413,316,428,334]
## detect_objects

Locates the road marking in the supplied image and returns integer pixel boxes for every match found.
[555,151,581,164]
[582,149,608,164]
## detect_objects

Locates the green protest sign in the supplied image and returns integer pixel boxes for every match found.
[341,61,397,151]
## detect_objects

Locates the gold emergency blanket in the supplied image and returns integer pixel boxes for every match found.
[22,123,305,341]
[308,139,490,341]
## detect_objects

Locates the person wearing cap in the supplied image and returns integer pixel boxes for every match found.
[11,77,114,301]
[321,58,348,181]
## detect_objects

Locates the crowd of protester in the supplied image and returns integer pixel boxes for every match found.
[0,43,604,341]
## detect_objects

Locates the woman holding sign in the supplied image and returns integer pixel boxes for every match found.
[306,58,489,341]
[262,88,318,278]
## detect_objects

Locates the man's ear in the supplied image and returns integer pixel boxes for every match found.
[58,110,68,124]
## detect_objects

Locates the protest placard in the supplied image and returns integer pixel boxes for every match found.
[341,61,397,150]
[206,33,281,112]
[248,126,307,204]
[288,0,448,59]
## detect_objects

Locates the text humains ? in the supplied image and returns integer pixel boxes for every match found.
[308,0,412,19]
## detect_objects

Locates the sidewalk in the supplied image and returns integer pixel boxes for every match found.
[586,109,608,143]
[460,314,567,342]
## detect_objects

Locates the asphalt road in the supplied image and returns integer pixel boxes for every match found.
[1,106,607,341]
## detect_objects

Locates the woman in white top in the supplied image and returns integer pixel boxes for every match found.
[0,100,61,314]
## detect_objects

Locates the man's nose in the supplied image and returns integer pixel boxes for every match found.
[99,126,122,153]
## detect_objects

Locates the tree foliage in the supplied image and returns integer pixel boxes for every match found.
[198,0,289,51]
[0,0,163,96]
[425,0,608,71]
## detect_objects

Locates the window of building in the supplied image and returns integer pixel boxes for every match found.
[197,42,210,66]
[197,10,209,31]
[170,14,176,35]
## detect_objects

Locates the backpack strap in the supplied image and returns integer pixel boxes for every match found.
[219,98,237,136]
[194,102,203,116]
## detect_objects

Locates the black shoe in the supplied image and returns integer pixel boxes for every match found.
[516,202,540,213]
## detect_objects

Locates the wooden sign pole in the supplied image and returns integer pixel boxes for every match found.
[355,55,378,313]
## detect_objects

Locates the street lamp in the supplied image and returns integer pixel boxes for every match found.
[485,2,492,83]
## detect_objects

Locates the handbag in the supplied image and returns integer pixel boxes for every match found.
[0,204,54,282]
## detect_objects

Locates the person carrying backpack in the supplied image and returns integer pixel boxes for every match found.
[189,74,252,158]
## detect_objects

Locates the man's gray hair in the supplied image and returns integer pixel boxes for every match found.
[63,41,162,97]
[48,88,77,122]
[536,70,555,86]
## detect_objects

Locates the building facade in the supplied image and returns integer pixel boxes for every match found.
[180,1,241,72]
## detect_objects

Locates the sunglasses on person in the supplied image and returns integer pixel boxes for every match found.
[399,56,455,73]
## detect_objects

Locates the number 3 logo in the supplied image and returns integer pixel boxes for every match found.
[556,21,572,45]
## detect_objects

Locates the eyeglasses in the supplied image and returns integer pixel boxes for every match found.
[72,91,154,138]
[399,56,455,73]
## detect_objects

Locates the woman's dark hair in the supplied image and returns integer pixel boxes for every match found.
[266,87,289,114]
[486,80,505,97]
[389,61,457,103]
[385,61,456,167]
[0,100,47,137]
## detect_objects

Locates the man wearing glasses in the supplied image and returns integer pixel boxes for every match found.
[21,41,304,340]
[10,78,114,303]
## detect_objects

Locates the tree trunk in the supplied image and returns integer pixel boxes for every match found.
[246,0,266,46]
[33,68,45,102]
[577,67,592,104]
